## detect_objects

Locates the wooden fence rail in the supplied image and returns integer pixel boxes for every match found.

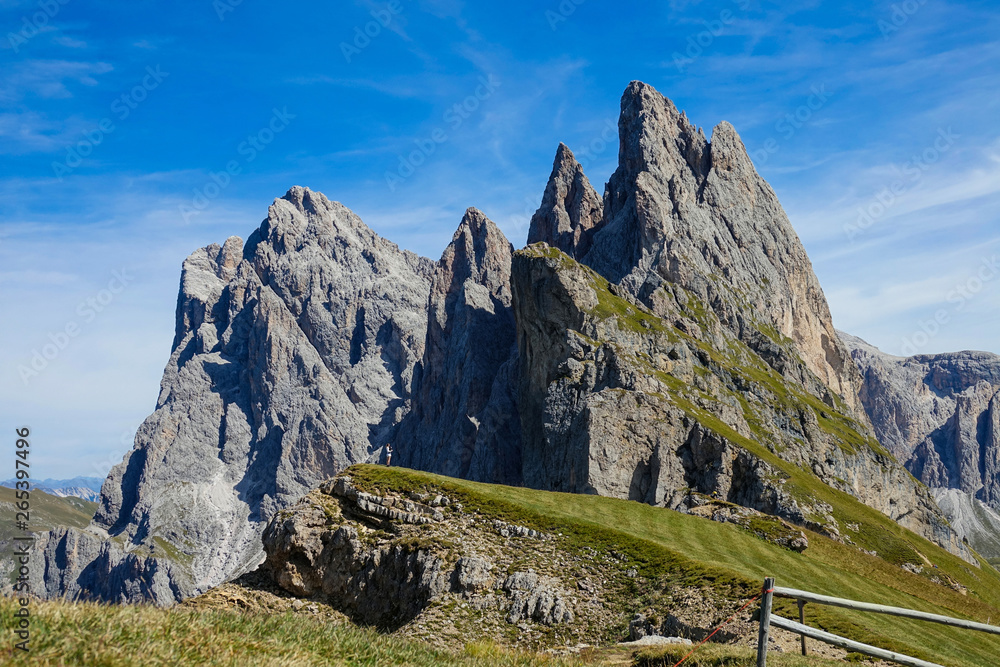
[756,578,1000,667]
[772,586,1000,635]
[768,616,943,667]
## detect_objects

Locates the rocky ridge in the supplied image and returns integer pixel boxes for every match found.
[841,332,1000,562]
[257,470,781,648]
[30,81,975,605]
[577,82,864,418]
[395,208,521,485]
[512,245,966,559]
[842,332,1000,506]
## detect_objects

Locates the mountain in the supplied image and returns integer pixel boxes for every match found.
[1,477,103,502]
[933,488,1000,567]
[31,81,972,605]
[0,487,97,590]
[840,332,1000,560]
[841,332,1000,504]
[576,82,864,416]
[31,191,436,604]
[394,207,521,484]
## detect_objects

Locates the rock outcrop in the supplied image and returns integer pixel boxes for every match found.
[932,488,1000,566]
[262,475,578,631]
[257,471,761,647]
[842,332,1000,507]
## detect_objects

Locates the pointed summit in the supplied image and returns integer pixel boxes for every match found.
[397,206,520,483]
[614,81,711,189]
[582,81,863,414]
[527,143,604,259]
[441,207,514,297]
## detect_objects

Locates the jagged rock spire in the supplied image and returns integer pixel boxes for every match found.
[439,207,514,300]
[528,144,604,259]
[583,81,863,413]
[397,207,520,484]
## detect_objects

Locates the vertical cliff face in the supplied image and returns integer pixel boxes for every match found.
[511,246,969,561]
[513,81,965,560]
[843,332,1000,507]
[582,82,862,417]
[34,188,437,604]
[35,189,528,605]
[396,208,521,485]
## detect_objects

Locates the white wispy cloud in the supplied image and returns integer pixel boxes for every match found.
[0,59,113,102]
[0,110,92,153]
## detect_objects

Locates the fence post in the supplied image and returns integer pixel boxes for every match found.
[757,577,774,667]
[798,600,807,656]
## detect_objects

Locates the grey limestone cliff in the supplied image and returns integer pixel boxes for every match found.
[395,207,521,485]
[511,245,967,560]
[527,143,604,260]
[33,189,437,604]
[842,332,1000,508]
[579,82,863,418]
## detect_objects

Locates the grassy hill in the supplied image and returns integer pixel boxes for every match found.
[4,466,1000,665]
[343,465,1000,667]
[0,594,854,667]
[0,486,96,538]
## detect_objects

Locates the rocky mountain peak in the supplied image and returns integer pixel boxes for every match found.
[442,207,514,296]
[527,143,604,259]
[247,186,408,265]
[395,207,521,484]
[613,81,710,191]
[35,82,975,607]
[844,333,1000,508]
[581,81,862,414]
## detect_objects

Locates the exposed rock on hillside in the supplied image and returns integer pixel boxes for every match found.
[583,82,863,417]
[512,245,968,559]
[258,471,763,648]
[933,488,1000,567]
[842,332,1000,506]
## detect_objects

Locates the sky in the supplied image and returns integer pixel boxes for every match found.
[1,0,998,479]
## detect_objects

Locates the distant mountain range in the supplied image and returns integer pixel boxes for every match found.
[0,477,103,502]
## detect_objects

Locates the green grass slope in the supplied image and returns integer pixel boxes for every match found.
[0,596,579,667]
[0,487,96,555]
[4,467,991,665]
[347,465,1000,667]
[0,486,96,540]
[0,596,857,667]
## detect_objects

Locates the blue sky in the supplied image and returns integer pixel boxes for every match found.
[1,0,998,479]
